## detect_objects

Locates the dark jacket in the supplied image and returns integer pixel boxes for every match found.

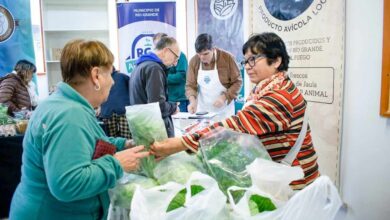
[0,73,32,115]
[100,71,130,118]
[128,53,177,137]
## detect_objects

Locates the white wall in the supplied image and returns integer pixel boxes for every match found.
[340,0,390,219]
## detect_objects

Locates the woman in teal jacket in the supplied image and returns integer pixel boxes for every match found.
[9,40,149,220]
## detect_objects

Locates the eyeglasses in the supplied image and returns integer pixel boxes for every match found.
[240,54,266,68]
[167,48,179,61]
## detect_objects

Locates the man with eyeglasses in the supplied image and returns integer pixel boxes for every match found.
[153,33,189,113]
[186,33,242,119]
[128,36,180,137]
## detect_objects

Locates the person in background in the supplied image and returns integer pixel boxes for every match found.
[9,40,149,219]
[186,33,242,119]
[153,33,189,112]
[98,67,131,139]
[151,32,320,190]
[129,36,180,137]
[0,60,37,116]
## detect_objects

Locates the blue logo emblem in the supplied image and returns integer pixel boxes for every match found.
[204,76,211,84]
[125,33,154,74]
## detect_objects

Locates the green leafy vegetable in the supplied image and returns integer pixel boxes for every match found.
[154,152,204,185]
[248,194,277,216]
[126,103,168,178]
[166,185,205,212]
[198,129,272,198]
[110,174,158,209]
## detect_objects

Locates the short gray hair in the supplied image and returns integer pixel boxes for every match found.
[155,36,177,50]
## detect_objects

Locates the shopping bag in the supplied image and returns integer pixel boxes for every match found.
[277,176,343,220]
[153,152,205,185]
[109,173,158,209]
[130,172,229,220]
[125,102,168,178]
[130,181,183,220]
[166,172,229,220]
[198,127,272,195]
[228,159,342,220]
[247,158,304,201]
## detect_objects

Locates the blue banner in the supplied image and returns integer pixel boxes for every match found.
[0,0,35,77]
[197,0,245,112]
[117,2,176,74]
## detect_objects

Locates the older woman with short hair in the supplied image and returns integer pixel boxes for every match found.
[151,32,320,190]
[10,40,148,220]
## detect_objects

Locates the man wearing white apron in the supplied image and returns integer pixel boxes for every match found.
[196,50,235,119]
[186,33,242,120]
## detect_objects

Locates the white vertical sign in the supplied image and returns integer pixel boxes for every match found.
[251,0,345,184]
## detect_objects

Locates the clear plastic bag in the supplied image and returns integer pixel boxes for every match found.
[154,152,205,185]
[109,173,158,209]
[198,127,272,195]
[125,102,168,178]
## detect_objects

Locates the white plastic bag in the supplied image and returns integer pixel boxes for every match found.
[130,172,229,220]
[130,181,183,220]
[228,158,342,220]
[166,172,229,220]
[277,176,343,220]
[247,158,304,202]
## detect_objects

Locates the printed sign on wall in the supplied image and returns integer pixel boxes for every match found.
[117,1,176,75]
[251,0,345,184]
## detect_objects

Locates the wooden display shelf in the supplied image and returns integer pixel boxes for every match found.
[380,0,390,117]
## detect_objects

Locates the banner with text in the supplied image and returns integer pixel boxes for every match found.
[251,0,345,184]
[197,0,245,112]
[117,1,176,74]
[0,0,35,76]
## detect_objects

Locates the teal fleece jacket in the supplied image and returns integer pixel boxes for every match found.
[167,52,188,102]
[10,82,126,220]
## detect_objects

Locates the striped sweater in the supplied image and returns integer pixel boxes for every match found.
[181,72,319,190]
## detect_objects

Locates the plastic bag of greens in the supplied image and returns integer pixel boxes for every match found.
[227,176,342,220]
[109,173,158,209]
[125,102,168,178]
[198,127,272,198]
[0,104,13,125]
[130,172,229,220]
[154,152,205,185]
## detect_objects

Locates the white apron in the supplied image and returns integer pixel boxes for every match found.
[196,50,235,120]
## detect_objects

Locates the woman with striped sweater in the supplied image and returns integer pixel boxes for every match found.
[151,32,319,189]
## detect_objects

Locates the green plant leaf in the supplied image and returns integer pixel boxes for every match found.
[166,185,205,212]
[248,194,277,216]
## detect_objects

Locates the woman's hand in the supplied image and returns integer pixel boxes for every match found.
[150,137,186,158]
[114,145,149,172]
